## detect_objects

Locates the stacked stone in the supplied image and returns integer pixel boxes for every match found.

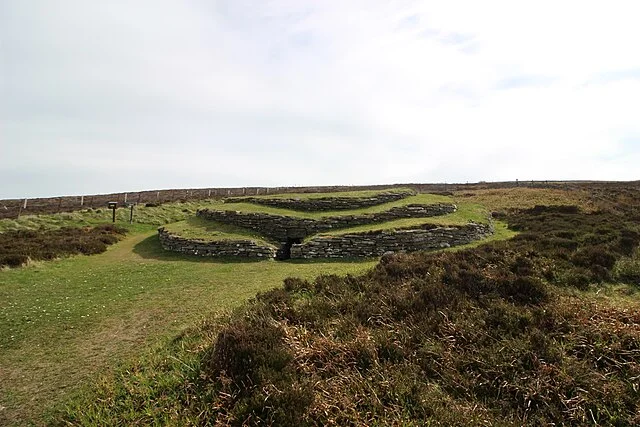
[224,190,415,211]
[196,203,457,241]
[158,228,276,258]
[289,223,494,259]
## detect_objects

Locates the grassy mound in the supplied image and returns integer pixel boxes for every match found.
[312,202,489,238]
[215,193,453,219]
[55,206,640,425]
[166,197,492,257]
[163,217,277,247]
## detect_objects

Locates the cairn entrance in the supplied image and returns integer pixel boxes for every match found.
[276,237,303,260]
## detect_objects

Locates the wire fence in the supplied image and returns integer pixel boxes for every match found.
[0,181,592,220]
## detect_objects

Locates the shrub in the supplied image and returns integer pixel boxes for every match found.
[499,276,549,305]
[0,225,126,268]
[203,318,292,387]
[0,254,29,268]
[614,252,640,285]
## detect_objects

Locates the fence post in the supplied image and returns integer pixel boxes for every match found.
[124,193,128,203]
[80,195,84,206]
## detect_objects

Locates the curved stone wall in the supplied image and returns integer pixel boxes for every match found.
[197,203,457,241]
[289,223,493,258]
[158,227,276,258]
[224,190,415,211]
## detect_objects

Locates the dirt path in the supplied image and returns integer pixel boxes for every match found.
[1,232,163,426]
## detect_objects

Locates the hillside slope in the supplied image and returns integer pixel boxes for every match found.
[57,189,640,425]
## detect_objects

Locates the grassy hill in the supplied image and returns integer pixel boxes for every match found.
[1,184,638,425]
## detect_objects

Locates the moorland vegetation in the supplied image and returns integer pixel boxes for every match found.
[60,185,640,425]
[1,183,639,425]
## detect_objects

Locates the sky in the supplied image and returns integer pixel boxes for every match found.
[1,0,640,199]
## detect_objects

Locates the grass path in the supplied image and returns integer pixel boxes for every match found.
[0,230,377,425]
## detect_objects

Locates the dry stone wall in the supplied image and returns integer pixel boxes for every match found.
[158,227,276,258]
[290,223,493,258]
[225,191,415,211]
[197,203,457,241]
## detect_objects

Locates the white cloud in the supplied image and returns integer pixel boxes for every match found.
[1,0,639,198]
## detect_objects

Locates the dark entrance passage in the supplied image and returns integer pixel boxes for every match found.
[276,237,302,260]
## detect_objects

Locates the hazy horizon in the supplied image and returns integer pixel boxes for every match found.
[3,179,639,201]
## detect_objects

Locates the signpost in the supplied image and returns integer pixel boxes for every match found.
[108,202,117,223]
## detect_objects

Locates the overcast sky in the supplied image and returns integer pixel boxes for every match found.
[1,1,639,198]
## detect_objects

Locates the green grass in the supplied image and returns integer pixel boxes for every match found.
[0,199,224,233]
[163,217,277,246]
[216,193,453,219]
[0,229,377,425]
[0,194,452,234]
[159,199,486,248]
[312,202,489,238]
[230,187,415,200]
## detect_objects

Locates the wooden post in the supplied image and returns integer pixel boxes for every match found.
[208,189,211,197]
[156,191,160,200]
[23,198,28,209]
[58,198,63,212]
[80,195,84,206]
[124,193,128,203]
